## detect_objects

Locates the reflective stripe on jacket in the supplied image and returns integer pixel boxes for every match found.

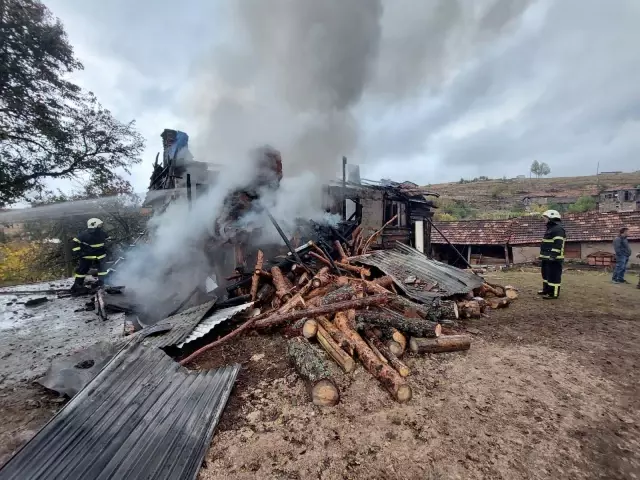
[539,221,566,261]
[72,228,110,259]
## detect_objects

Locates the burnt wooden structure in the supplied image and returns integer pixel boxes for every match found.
[324,180,438,253]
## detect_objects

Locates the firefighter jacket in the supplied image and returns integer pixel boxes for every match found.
[539,221,566,261]
[72,228,110,260]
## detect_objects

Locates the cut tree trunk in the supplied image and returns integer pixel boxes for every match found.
[334,240,348,262]
[278,292,306,314]
[316,324,356,373]
[303,319,318,339]
[436,300,459,320]
[334,322,412,403]
[297,272,311,287]
[486,297,510,309]
[409,335,471,354]
[317,316,356,356]
[286,337,340,406]
[365,338,388,364]
[356,309,442,338]
[457,300,483,319]
[336,262,371,277]
[311,267,332,288]
[474,283,506,298]
[271,266,293,301]
[387,328,407,356]
[250,250,264,301]
[504,286,519,300]
[372,276,395,290]
[254,294,391,330]
[321,284,356,306]
[363,327,410,377]
[305,284,337,301]
[334,311,357,332]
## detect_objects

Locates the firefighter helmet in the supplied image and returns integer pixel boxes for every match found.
[542,210,561,220]
[87,218,104,229]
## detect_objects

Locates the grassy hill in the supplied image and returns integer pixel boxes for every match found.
[428,171,640,220]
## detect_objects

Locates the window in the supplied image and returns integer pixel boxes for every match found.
[384,200,406,227]
[623,190,636,202]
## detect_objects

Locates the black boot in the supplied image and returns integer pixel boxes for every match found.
[70,277,89,296]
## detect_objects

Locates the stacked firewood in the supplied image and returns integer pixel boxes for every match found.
[182,226,518,406]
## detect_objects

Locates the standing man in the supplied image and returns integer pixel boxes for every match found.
[612,227,632,283]
[538,209,566,299]
[70,218,110,295]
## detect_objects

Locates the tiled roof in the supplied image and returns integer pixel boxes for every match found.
[510,211,640,244]
[432,211,640,245]
[431,219,512,245]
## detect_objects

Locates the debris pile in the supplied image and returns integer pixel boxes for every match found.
[180,222,518,406]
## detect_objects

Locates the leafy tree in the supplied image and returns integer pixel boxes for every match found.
[539,162,551,177]
[530,160,540,178]
[24,177,147,275]
[530,160,551,178]
[0,0,144,206]
[567,195,597,213]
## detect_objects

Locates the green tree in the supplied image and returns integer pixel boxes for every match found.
[0,0,144,206]
[24,177,147,275]
[539,162,551,177]
[567,195,597,213]
[530,160,540,178]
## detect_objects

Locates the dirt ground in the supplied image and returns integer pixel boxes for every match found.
[195,270,640,480]
[1,270,638,479]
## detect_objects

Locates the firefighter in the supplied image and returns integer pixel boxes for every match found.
[70,218,110,294]
[538,209,566,299]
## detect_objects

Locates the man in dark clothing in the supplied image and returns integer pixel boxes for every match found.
[70,218,110,294]
[538,209,566,299]
[612,227,632,283]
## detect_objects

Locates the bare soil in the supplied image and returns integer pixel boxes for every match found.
[1,271,638,479]
[197,270,640,480]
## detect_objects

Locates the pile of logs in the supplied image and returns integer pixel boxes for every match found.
[180,226,518,407]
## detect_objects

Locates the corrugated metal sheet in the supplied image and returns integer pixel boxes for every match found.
[0,342,240,480]
[139,299,218,348]
[353,242,484,301]
[177,302,253,349]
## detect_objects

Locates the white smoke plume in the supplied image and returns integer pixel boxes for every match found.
[114,0,534,318]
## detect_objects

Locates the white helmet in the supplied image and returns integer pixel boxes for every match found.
[87,218,104,229]
[542,209,561,220]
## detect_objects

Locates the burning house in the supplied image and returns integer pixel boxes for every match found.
[324,171,439,254]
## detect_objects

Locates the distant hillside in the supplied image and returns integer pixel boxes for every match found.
[428,172,640,220]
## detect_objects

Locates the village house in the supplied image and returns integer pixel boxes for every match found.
[598,185,640,213]
[324,178,437,252]
[431,211,640,267]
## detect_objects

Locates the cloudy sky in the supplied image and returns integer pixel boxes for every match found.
[45,0,640,193]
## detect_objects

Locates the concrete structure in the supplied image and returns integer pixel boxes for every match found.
[432,211,640,266]
[598,186,640,213]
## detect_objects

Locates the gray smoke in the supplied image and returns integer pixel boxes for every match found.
[114,0,534,317]
[189,0,384,179]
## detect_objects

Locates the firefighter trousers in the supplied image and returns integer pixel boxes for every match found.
[74,257,108,283]
[541,259,562,298]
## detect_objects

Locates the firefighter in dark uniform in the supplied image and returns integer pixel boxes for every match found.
[70,218,110,294]
[538,209,566,299]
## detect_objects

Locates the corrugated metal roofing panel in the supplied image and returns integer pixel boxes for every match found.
[0,342,240,480]
[177,302,253,349]
[140,299,218,348]
[353,242,484,301]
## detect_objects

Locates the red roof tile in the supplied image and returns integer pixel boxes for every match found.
[431,219,512,245]
[432,211,640,246]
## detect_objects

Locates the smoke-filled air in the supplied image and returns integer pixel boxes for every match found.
[113,0,535,317]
